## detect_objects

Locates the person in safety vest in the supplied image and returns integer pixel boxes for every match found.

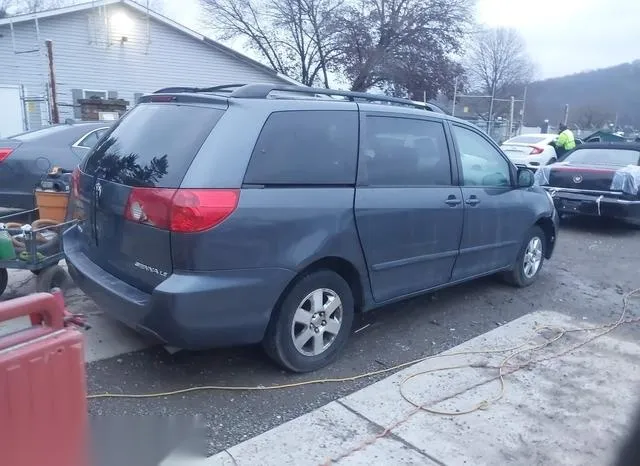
[554,123,576,158]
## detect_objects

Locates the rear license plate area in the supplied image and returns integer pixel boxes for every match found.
[562,199,582,211]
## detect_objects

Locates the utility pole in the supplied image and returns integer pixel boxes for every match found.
[45,40,59,124]
[487,83,496,135]
[452,76,458,117]
[520,86,527,135]
[509,96,515,139]
[563,104,569,126]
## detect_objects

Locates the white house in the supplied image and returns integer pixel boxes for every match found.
[0,0,296,137]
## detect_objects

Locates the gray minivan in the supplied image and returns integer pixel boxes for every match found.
[64,84,559,372]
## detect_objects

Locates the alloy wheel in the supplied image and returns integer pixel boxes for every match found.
[290,288,343,357]
[523,236,543,278]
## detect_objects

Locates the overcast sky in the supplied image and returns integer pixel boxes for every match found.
[165,0,640,80]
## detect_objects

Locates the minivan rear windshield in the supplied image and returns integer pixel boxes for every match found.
[83,103,224,188]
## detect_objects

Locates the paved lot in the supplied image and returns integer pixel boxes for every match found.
[205,311,640,465]
[2,216,640,455]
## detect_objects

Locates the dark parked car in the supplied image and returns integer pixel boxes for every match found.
[0,121,111,210]
[64,84,559,372]
[536,143,640,221]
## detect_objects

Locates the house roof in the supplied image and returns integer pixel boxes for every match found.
[0,0,300,86]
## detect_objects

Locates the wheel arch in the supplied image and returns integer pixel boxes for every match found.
[535,216,556,259]
[273,256,366,318]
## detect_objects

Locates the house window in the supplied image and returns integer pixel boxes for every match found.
[82,90,108,100]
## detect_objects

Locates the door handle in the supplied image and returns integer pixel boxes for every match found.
[465,196,481,206]
[445,195,461,207]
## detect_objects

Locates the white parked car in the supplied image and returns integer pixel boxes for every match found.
[500,134,558,169]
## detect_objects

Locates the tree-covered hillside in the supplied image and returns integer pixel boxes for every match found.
[525,60,640,130]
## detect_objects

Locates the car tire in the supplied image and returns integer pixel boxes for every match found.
[263,270,355,373]
[504,226,546,288]
[0,268,7,296]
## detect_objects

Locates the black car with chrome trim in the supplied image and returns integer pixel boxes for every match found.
[535,143,640,220]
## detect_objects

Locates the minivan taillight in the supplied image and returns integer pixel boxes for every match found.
[124,188,239,233]
[0,148,13,163]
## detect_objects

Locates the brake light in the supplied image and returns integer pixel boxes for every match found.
[124,188,239,233]
[0,148,13,163]
[71,168,80,197]
[170,189,239,233]
[529,146,544,155]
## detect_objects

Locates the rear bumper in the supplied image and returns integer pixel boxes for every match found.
[64,230,296,350]
[546,188,640,220]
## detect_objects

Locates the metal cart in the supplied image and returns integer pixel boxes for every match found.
[0,209,75,297]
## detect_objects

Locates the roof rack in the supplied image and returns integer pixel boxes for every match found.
[153,84,246,94]
[229,84,444,113]
[151,83,445,113]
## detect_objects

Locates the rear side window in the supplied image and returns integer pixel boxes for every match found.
[505,136,547,144]
[76,128,108,148]
[83,104,224,188]
[244,110,358,185]
[360,116,451,186]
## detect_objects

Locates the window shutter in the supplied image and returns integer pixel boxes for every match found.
[108,90,118,99]
[71,89,82,119]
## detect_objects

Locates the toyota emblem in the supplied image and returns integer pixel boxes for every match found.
[572,175,583,184]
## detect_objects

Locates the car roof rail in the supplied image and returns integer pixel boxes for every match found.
[229,84,444,113]
[153,84,247,94]
[154,86,199,94]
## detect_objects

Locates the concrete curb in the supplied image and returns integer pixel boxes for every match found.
[199,310,640,465]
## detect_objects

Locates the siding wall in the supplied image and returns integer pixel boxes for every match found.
[0,4,285,128]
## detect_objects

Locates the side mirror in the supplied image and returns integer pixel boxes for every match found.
[517,168,535,188]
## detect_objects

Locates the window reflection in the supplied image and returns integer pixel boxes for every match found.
[86,136,169,187]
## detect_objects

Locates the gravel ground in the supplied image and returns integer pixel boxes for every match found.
[84,216,640,454]
[4,216,640,456]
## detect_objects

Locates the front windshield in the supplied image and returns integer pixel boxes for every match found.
[564,148,640,167]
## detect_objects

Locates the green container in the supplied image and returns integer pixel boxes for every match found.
[0,229,16,260]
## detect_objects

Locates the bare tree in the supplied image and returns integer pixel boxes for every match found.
[0,0,11,17]
[332,0,472,99]
[465,27,534,96]
[18,0,69,13]
[200,0,343,87]
[2,0,164,16]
